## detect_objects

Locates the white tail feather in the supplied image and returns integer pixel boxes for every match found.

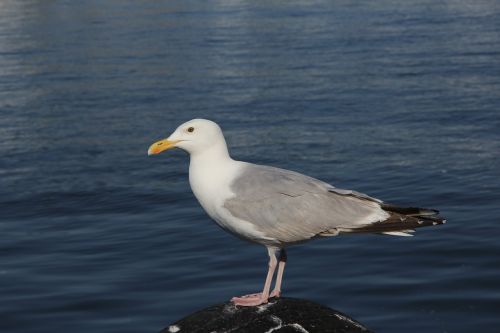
[381,231,414,237]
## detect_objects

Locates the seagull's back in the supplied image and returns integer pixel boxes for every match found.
[223,163,389,245]
[223,163,445,246]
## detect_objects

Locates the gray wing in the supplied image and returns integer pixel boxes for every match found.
[223,163,388,244]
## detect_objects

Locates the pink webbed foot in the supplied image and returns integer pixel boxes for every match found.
[231,248,286,307]
[231,293,269,306]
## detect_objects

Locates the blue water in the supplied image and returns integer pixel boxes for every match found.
[1,1,499,332]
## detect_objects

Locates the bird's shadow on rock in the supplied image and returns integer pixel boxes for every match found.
[160,297,373,333]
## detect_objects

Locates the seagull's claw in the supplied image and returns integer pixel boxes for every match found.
[231,293,269,306]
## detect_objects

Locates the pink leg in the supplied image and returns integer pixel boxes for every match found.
[270,249,287,298]
[231,247,278,306]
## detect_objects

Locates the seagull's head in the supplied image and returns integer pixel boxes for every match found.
[148,119,226,156]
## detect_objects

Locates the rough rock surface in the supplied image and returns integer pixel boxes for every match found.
[160,297,373,333]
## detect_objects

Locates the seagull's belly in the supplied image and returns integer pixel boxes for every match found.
[214,205,278,245]
[197,196,277,245]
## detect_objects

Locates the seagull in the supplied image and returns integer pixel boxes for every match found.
[148,119,445,307]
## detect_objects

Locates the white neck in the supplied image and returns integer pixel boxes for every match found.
[188,142,242,216]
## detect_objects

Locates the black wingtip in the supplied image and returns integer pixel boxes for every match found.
[381,204,440,217]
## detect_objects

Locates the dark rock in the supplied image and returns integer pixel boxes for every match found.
[161,297,373,333]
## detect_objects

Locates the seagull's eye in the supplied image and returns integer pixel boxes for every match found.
[187,127,195,133]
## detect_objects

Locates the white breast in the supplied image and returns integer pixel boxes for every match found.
[189,158,275,245]
[188,155,237,212]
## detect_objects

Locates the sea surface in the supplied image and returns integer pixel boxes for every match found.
[1,1,499,332]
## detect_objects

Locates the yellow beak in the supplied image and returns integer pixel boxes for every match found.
[147,139,179,156]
